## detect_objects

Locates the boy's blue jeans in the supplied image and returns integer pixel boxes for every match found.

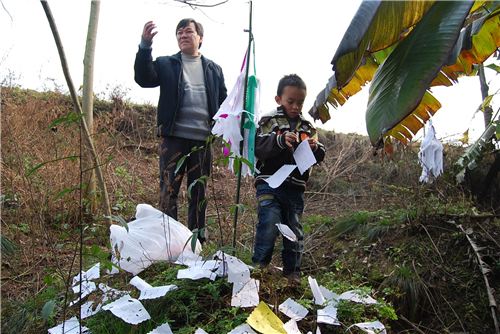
[252,183,304,277]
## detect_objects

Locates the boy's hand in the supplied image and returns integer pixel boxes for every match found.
[308,138,317,150]
[284,132,298,148]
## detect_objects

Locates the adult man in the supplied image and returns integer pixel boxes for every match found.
[134,19,227,243]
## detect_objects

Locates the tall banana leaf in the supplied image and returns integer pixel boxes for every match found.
[310,0,500,153]
[366,1,473,147]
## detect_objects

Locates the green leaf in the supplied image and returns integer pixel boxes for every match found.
[43,275,54,284]
[366,1,473,146]
[91,244,100,255]
[42,299,56,325]
[98,251,110,259]
[54,187,79,200]
[27,156,78,177]
[107,215,129,232]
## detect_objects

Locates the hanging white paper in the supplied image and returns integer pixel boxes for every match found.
[102,294,151,325]
[293,139,317,175]
[279,298,309,321]
[418,120,443,183]
[265,164,297,188]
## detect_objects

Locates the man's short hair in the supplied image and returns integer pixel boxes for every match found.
[176,18,204,48]
[277,74,307,97]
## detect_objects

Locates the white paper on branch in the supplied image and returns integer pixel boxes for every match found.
[265,164,297,188]
[70,281,96,306]
[231,278,260,308]
[101,294,151,325]
[293,139,317,175]
[72,263,100,286]
[279,298,309,321]
[418,120,443,183]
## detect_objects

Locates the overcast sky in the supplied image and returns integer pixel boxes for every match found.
[1,0,497,142]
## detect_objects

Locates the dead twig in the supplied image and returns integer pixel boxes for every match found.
[458,224,500,334]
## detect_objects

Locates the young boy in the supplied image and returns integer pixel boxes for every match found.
[252,74,326,286]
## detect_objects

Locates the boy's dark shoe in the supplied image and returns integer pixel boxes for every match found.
[285,274,301,288]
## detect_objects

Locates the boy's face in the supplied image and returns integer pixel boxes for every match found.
[275,85,307,119]
[177,22,203,55]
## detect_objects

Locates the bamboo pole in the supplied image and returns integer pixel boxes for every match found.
[232,0,253,253]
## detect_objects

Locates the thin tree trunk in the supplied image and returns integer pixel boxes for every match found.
[40,0,112,224]
[478,65,493,127]
[82,0,100,211]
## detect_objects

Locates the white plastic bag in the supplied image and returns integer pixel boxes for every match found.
[110,204,202,275]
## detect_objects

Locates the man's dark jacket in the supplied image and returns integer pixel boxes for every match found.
[134,48,227,137]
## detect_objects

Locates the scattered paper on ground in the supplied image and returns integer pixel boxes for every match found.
[293,139,317,175]
[319,286,340,306]
[217,251,251,284]
[80,301,101,319]
[317,305,340,325]
[146,322,174,334]
[347,320,387,334]
[70,281,96,306]
[47,316,89,334]
[279,298,308,321]
[232,278,260,307]
[276,224,297,242]
[227,323,258,334]
[102,294,151,325]
[265,164,296,188]
[195,329,209,334]
[283,318,301,334]
[247,301,287,334]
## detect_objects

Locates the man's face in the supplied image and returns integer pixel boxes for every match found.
[176,22,203,56]
[275,85,307,119]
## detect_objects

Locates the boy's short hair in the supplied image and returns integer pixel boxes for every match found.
[176,18,204,48]
[277,74,307,97]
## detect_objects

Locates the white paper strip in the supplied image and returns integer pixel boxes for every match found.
[265,164,297,188]
[293,139,317,175]
[102,294,151,325]
[279,298,308,321]
[276,224,297,242]
[308,276,326,306]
